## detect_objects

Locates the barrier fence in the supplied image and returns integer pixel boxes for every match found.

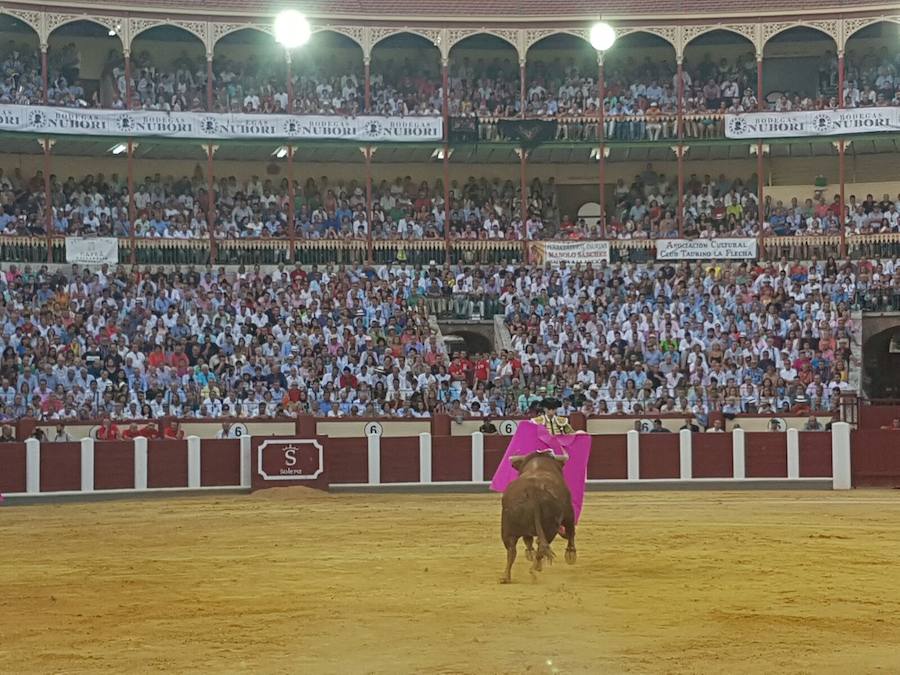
[6,234,900,267]
[5,423,890,504]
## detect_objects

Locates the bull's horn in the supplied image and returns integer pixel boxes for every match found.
[554,453,569,463]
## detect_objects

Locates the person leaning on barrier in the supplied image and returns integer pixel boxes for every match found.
[803,415,824,431]
[0,425,14,442]
[679,417,700,433]
[479,417,498,434]
[650,419,671,433]
[53,423,73,443]
[705,419,726,432]
[216,422,239,439]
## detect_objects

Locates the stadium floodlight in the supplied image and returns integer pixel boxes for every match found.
[590,22,616,52]
[274,10,312,50]
[273,145,290,158]
[109,143,128,155]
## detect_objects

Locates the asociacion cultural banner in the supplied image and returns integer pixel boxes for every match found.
[0,105,443,141]
[656,238,757,260]
[724,108,900,139]
[65,237,118,265]
[530,240,610,266]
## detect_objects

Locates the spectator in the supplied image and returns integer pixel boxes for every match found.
[52,423,74,442]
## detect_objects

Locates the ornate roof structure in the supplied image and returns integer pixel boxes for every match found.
[2,0,898,60]
[10,0,895,18]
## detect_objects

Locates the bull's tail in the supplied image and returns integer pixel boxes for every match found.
[532,498,555,566]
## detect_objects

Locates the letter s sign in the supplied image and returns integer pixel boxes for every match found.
[284,448,297,466]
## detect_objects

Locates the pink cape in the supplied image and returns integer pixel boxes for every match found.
[489,420,590,523]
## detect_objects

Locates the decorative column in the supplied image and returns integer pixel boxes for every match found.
[756,54,763,111]
[756,143,766,258]
[676,57,685,234]
[673,145,687,237]
[287,145,296,262]
[285,51,293,114]
[443,147,451,256]
[203,143,217,264]
[41,45,48,104]
[362,145,375,263]
[837,51,845,108]
[206,55,214,111]
[442,56,451,260]
[124,50,132,108]
[837,139,847,257]
[837,49,846,257]
[519,59,526,116]
[598,55,606,236]
[127,139,136,264]
[756,53,765,258]
[364,57,371,113]
[517,147,528,260]
[40,138,54,263]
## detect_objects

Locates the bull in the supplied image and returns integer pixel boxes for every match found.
[500,451,576,584]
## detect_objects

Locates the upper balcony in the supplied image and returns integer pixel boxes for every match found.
[0,8,894,145]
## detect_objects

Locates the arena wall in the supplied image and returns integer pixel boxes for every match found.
[2,423,885,504]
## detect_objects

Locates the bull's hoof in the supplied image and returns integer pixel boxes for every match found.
[565,548,577,564]
[524,548,534,561]
[499,576,512,584]
[529,569,538,581]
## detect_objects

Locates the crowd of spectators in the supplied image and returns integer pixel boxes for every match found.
[4,37,898,119]
[0,255,871,424]
[499,257,860,421]
[3,169,564,241]
[3,164,900,243]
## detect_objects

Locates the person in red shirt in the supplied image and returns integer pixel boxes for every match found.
[339,367,358,390]
[448,355,465,382]
[161,421,184,440]
[473,356,490,383]
[169,345,190,377]
[147,345,167,369]
[122,423,156,440]
[95,418,120,440]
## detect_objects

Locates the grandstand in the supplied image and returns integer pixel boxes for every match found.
[0,5,895,427]
[2,1,900,672]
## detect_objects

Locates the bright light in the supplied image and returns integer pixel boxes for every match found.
[590,22,616,51]
[109,143,127,155]
[274,10,311,50]
[273,145,290,158]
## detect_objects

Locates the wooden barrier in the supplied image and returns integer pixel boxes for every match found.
[0,424,871,502]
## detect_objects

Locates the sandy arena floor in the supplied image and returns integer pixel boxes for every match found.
[2,490,900,674]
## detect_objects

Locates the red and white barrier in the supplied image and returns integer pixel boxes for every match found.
[0,423,857,502]
[2,435,251,501]
[355,424,852,491]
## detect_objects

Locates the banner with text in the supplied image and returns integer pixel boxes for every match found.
[724,108,900,139]
[0,105,443,141]
[65,237,119,265]
[530,240,611,266]
[656,238,757,260]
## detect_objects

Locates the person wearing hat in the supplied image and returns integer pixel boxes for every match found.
[530,397,575,436]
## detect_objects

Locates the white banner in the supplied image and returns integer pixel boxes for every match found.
[0,105,443,141]
[725,108,900,139]
[656,238,757,260]
[65,237,118,265]
[531,240,610,266]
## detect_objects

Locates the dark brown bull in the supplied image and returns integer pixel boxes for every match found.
[500,451,576,583]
